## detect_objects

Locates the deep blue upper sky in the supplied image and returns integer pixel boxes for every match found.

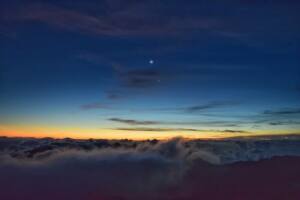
[0,0,299,138]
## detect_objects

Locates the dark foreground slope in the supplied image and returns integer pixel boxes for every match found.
[161,156,300,200]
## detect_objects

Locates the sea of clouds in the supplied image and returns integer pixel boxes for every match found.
[0,136,300,200]
[1,136,300,165]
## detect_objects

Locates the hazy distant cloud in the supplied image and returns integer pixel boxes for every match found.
[80,102,108,110]
[269,120,300,126]
[183,102,238,113]
[105,88,129,100]
[109,118,158,125]
[222,129,249,133]
[114,127,250,134]
[114,127,201,132]
[154,101,239,114]
[263,108,300,115]
[109,117,241,127]
[110,62,166,89]
[235,107,300,127]
[80,100,237,113]
[120,69,163,88]
[107,92,123,100]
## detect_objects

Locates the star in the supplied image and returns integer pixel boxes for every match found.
[149,59,154,64]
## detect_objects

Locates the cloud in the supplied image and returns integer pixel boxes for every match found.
[109,118,158,125]
[109,117,241,127]
[182,102,238,113]
[222,129,249,133]
[114,127,200,132]
[80,102,108,110]
[106,92,123,100]
[152,101,239,114]
[0,137,210,200]
[269,120,300,126]
[107,62,166,89]
[120,69,162,88]
[264,108,300,115]
[0,149,184,199]
[1,136,300,165]
[113,127,250,134]
[2,2,219,37]
[80,100,237,113]
[1,136,300,199]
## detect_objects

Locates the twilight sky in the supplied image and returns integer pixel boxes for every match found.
[0,0,299,139]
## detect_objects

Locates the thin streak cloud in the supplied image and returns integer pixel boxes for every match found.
[264,108,300,115]
[108,117,241,127]
[114,127,250,133]
[2,3,219,37]
[109,118,159,125]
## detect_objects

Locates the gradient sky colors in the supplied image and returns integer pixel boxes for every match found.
[0,0,299,139]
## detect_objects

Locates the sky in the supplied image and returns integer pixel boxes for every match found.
[0,0,299,139]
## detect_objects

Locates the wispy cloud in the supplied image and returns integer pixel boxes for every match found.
[80,102,108,110]
[269,120,300,126]
[119,68,163,88]
[106,91,123,100]
[222,129,249,133]
[108,117,241,127]
[114,127,249,133]
[182,102,238,113]
[109,118,159,125]
[2,2,219,37]
[263,108,300,115]
[154,101,239,114]
[80,101,237,113]
[114,127,200,132]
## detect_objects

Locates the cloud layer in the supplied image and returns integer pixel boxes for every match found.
[2,136,300,164]
[0,136,300,199]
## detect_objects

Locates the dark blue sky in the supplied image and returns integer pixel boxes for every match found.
[0,0,299,139]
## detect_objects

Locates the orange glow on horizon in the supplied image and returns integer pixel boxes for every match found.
[0,124,299,140]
